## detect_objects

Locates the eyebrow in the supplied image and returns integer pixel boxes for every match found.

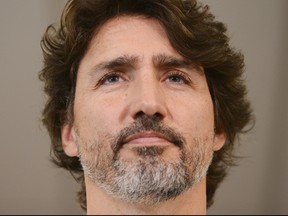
[152,54,196,70]
[88,53,199,78]
[89,54,139,77]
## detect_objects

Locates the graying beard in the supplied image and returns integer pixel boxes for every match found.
[100,146,211,205]
[77,130,213,205]
[111,157,190,204]
[135,146,165,157]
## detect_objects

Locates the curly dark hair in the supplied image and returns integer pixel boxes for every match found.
[39,0,253,211]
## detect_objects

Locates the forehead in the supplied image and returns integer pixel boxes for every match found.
[92,15,167,43]
[97,15,166,36]
[84,15,180,60]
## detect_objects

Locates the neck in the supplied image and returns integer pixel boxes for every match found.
[85,176,207,215]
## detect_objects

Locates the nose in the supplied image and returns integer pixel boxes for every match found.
[128,74,168,120]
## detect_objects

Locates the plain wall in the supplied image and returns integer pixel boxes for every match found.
[0,0,287,214]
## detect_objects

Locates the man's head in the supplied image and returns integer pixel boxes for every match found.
[40,0,252,211]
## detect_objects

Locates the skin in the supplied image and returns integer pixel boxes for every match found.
[61,16,225,215]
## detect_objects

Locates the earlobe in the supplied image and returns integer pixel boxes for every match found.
[213,131,226,151]
[61,123,78,157]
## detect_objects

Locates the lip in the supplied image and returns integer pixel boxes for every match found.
[123,131,171,146]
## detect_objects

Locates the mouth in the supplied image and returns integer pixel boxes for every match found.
[123,131,172,147]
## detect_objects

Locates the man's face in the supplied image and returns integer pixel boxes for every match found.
[62,16,225,204]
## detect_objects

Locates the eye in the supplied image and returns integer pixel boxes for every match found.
[100,72,125,85]
[104,75,121,84]
[165,71,190,84]
[168,75,184,83]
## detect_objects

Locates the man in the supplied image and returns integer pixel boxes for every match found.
[39,0,252,214]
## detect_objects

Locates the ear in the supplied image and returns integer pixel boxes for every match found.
[213,131,226,151]
[61,123,78,157]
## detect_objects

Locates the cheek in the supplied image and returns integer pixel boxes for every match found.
[73,92,124,139]
[168,94,214,136]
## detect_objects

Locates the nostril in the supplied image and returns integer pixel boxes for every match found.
[153,112,163,120]
[134,111,163,121]
[134,111,145,119]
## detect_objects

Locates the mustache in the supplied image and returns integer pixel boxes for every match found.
[112,115,185,154]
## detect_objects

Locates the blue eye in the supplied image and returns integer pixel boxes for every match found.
[100,72,125,85]
[105,75,121,84]
[168,75,185,83]
[165,71,189,84]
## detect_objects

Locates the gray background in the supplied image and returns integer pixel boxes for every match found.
[0,0,287,214]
